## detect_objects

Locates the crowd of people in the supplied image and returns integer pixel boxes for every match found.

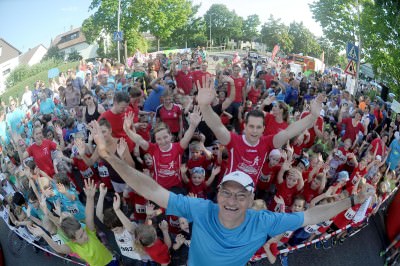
[0,49,398,266]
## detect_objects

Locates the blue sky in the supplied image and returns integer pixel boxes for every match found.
[0,0,322,53]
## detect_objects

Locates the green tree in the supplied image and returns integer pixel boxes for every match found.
[67,50,82,62]
[160,4,207,49]
[310,0,400,91]
[42,46,64,62]
[204,4,243,46]
[242,14,261,49]
[260,15,293,52]
[288,21,321,57]
[82,0,193,55]
[142,0,192,51]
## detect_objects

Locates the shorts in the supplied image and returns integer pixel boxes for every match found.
[111,181,127,193]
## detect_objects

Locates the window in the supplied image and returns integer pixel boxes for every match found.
[3,68,11,75]
[59,32,80,44]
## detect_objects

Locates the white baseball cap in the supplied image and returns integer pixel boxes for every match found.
[220,171,255,192]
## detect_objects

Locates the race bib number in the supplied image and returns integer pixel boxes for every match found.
[135,204,146,214]
[98,165,109,178]
[80,167,94,179]
[351,176,359,185]
[344,208,356,220]
[67,205,79,214]
[304,225,318,234]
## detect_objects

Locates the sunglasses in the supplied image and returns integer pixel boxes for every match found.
[83,96,91,101]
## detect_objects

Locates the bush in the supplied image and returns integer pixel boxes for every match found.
[5,59,64,88]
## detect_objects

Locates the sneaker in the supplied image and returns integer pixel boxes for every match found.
[315,241,322,249]
[280,254,289,266]
[339,238,345,245]
[379,251,385,257]
[322,240,332,249]
[331,238,337,246]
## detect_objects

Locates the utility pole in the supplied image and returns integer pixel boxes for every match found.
[117,0,121,63]
[355,0,361,95]
[209,14,212,49]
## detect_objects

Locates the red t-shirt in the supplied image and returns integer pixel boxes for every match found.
[275,182,300,207]
[156,104,182,133]
[370,138,387,156]
[300,111,324,148]
[263,113,288,136]
[136,123,152,142]
[226,132,274,184]
[247,86,261,105]
[147,142,184,189]
[301,181,321,203]
[126,102,140,123]
[72,157,100,183]
[230,76,246,103]
[341,117,365,142]
[99,110,135,152]
[346,166,367,193]
[27,139,57,177]
[175,70,193,95]
[332,204,361,229]
[186,180,208,199]
[186,155,209,171]
[143,239,171,264]
[127,191,147,221]
[192,70,212,89]
[256,163,281,191]
[167,215,181,235]
[263,74,274,89]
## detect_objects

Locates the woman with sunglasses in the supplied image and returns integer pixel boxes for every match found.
[82,92,105,124]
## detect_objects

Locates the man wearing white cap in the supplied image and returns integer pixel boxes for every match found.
[90,120,374,266]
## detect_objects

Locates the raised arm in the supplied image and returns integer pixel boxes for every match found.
[197,76,231,145]
[221,75,236,111]
[83,179,96,231]
[123,112,149,151]
[302,184,375,226]
[96,183,108,222]
[273,94,324,148]
[113,193,136,234]
[90,121,170,209]
[180,106,202,150]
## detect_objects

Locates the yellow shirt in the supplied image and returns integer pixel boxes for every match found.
[66,227,112,266]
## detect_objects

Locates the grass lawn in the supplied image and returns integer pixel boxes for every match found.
[1,61,79,103]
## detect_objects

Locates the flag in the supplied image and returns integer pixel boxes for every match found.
[321,51,325,63]
[271,45,280,61]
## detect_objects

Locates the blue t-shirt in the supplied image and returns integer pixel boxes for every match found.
[166,193,304,266]
[40,98,56,115]
[6,108,25,134]
[388,139,400,170]
[55,187,85,221]
[143,85,166,112]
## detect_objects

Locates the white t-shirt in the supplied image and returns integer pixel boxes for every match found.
[114,227,141,260]
[21,91,33,107]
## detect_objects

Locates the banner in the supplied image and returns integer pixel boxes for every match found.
[271,45,280,61]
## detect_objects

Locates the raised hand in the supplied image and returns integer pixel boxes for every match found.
[211,166,221,176]
[53,200,62,216]
[83,179,96,198]
[145,202,156,217]
[75,138,87,156]
[262,95,276,106]
[113,193,121,211]
[159,220,169,232]
[123,112,135,134]
[188,105,202,127]
[57,183,67,195]
[310,94,325,117]
[99,183,107,197]
[116,138,128,158]
[180,164,188,174]
[54,125,63,137]
[196,75,216,106]
[27,224,46,237]
[88,121,108,158]
[274,195,285,206]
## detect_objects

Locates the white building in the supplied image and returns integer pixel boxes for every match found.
[51,27,98,60]
[19,44,48,66]
[0,38,21,93]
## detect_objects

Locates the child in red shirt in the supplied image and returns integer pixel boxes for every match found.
[180,165,220,199]
[135,222,171,266]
